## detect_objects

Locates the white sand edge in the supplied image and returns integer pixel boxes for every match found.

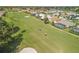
[19,47,37,53]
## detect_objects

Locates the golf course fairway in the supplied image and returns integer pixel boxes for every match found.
[4,11,79,53]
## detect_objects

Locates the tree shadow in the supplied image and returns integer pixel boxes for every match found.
[0,15,26,53]
[0,30,26,53]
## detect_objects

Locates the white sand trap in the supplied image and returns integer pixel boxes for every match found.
[25,16,30,18]
[20,47,37,53]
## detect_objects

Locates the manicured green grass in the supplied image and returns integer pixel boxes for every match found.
[4,11,79,53]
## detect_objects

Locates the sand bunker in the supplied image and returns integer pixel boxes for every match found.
[20,47,37,53]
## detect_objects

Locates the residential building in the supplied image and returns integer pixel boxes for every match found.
[55,19,75,27]
[54,23,65,29]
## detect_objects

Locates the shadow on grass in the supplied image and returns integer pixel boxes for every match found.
[0,30,26,53]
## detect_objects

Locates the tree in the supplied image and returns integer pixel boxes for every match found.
[44,17,49,24]
[0,19,25,53]
[75,8,79,13]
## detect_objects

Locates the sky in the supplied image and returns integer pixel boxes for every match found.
[0,0,79,6]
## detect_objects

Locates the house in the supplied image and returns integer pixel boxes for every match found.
[72,27,79,35]
[54,23,65,29]
[75,17,79,19]
[53,12,60,16]
[69,14,79,20]
[55,19,75,27]
[52,15,60,21]
[52,13,75,28]
[39,13,45,20]
[72,25,79,33]
[67,11,76,16]
[47,15,52,22]
[31,12,37,16]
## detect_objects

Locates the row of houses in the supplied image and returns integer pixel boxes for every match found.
[2,7,78,34]
[31,11,75,28]
[73,27,79,33]
[25,8,79,34]
[0,7,78,35]
[54,19,75,29]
